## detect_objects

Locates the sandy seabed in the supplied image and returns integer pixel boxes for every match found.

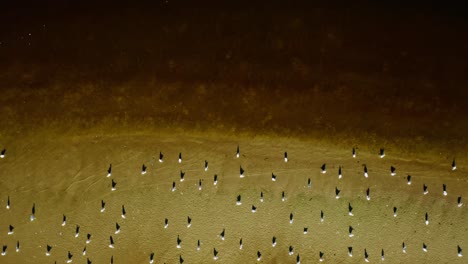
[0,130,466,264]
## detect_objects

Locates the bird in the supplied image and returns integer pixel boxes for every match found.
[213,248,219,260]
[197,240,201,251]
[187,216,192,228]
[338,166,342,179]
[214,174,218,186]
[82,246,87,256]
[290,213,294,224]
[198,179,202,190]
[349,203,354,216]
[364,248,369,262]
[0,148,5,158]
[366,188,371,201]
[111,179,117,191]
[402,242,407,253]
[303,227,308,234]
[335,187,340,199]
[141,164,147,175]
[260,191,264,202]
[423,184,429,195]
[348,246,353,257]
[107,164,112,177]
[272,236,277,247]
[349,226,354,237]
[46,245,52,256]
[407,175,412,185]
[252,205,257,213]
[308,178,311,188]
[75,225,80,238]
[164,218,169,229]
[110,255,114,264]
[381,249,385,261]
[179,255,184,264]
[364,165,368,178]
[220,228,225,240]
[30,203,36,221]
[159,151,164,163]
[289,245,294,255]
[236,195,242,205]
[257,251,262,261]
[236,145,240,158]
[282,191,286,202]
[172,181,176,192]
[352,147,356,158]
[109,236,114,248]
[423,243,427,252]
[1,245,6,256]
[321,210,324,222]
[296,254,300,264]
[177,235,182,248]
[115,223,120,234]
[8,225,14,235]
[443,184,448,196]
[101,200,106,212]
[121,205,126,219]
[425,212,429,225]
[62,214,67,226]
[67,251,73,263]
[272,173,277,181]
[380,148,385,158]
[239,238,243,250]
[452,159,456,171]
[321,163,326,174]
[86,233,91,244]
[15,241,19,252]
[204,160,208,171]
[284,151,288,162]
[6,196,10,209]
[319,251,324,262]
[178,153,182,163]
[150,252,155,263]
[393,207,397,217]
[87,258,92,264]
[180,171,185,182]
[458,196,463,207]
[390,166,396,176]
[458,245,463,257]
[240,166,245,178]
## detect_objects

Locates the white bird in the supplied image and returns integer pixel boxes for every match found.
[348,247,353,257]
[425,212,429,225]
[213,248,219,260]
[319,251,324,262]
[282,191,286,202]
[239,238,243,250]
[423,243,427,252]
[338,166,342,179]
[30,203,36,221]
[390,166,396,176]
[15,241,19,252]
[236,195,242,205]
[236,145,240,158]
[458,196,463,207]
[8,225,14,235]
[172,181,176,192]
[257,251,262,261]
[204,160,208,171]
[458,245,463,257]
[303,227,308,234]
[75,225,80,238]
[62,214,67,226]
[214,174,218,185]
[423,184,429,195]
[197,240,200,251]
[101,200,106,212]
[364,248,369,262]
[443,184,448,196]
[150,252,155,263]
[364,165,368,178]
[177,235,182,248]
[220,229,225,240]
[240,166,245,178]
[67,251,73,263]
[393,207,397,217]
[296,254,300,264]
[1,245,6,256]
[402,242,407,253]
[198,179,202,190]
[380,148,385,158]
[272,236,277,247]
[321,163,326,174]
[0,148,5,158]
[111,179,117,191]
[159,152,163,163]
[348,203,354,216]
[251,205,257,213]
[82,246,86,256]
[121,205,126,219]
[109,236,114,248]
[290,213,294,224]
[180,171,185,182]
[335,187,340,199]
[308,178,311,188]
[115,223,120,234]
[284,152,288,162]
[46,245,52,256]
[321,210,324,222]
[407,175,412,185]
[178,153,182,163]
[289,245,294,255]
[349,226,354,237]
[164,218,168,229]
[272,173,277,181]
[107,164,112,177]
[260,191,264,202]
[352,147,356,158]
[6,196,10,210]
[452,159,456,171]
[141,164,147,175]
[187,216,192,228]
[86,234,91,244]
[366,188,371,201]
[381,249,385,261]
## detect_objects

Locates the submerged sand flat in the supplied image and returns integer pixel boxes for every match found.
[0,131,466,263]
